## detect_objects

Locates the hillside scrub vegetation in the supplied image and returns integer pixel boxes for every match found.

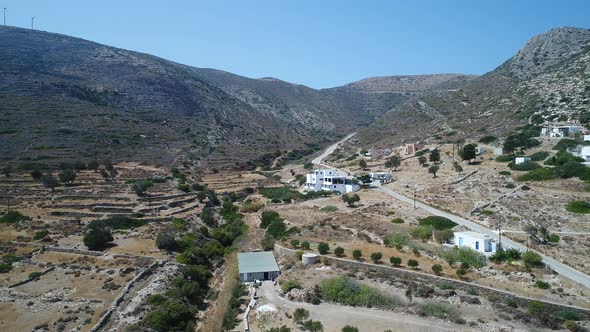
[418,216,457,230]
[566,200,590,214]
[319,276,401,309]
[441,247,487,268]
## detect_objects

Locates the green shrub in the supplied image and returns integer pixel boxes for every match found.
[509,161,541,171]
[28,272,42,279]
[281,280,302,293]
[341,326,359,332]
[293,307,310,324]
[260,211,282,228]
[370,252,382,264]
[83,221,114,250]
[147,294,168,305]
[390,218,404,224]
[442,247,487,268]
[301,241,311,250]
[320,206,338,212]
[552,139,578,151]
[33,229,49,240]
[334,247,345,257]
[535,280,551,289]
[439,284,454,290]
[319,276,401,309]
[407,259,419,269]
[418,301,461,322]
[384,233,409,249]
[517,168,557,182]
[0,261,13,273]
[499,171,511,176]
[0,211,29,224]
[389,256,402,266]
[418,216,456,230]
[411,226,432,239]
[352,249,362,260]
[479,135,497,144]
[431,264,443,275]
[522,251,543,267]
[302,320,323,332]
[557,311,580,321]
[495,155,514,162]
[566,201,590,214]
[527,300,546,316]
[530,151,549,161]
[317,242,330,255]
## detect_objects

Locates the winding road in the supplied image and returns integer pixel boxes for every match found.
[313,134,590,289]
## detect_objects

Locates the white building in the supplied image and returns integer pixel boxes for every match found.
[238,251,280,282]
[514,156,532,165]
[541,125,582,138]
[493,147,507,156]
[583,135,590,142]
[475,147,486,155]
[569,146,590,162]
[305,168,360,194]
[453,231,496,254]
[369,172,394,184]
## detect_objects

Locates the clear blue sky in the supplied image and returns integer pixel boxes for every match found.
[2,0,589,88]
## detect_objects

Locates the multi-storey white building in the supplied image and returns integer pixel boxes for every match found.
[305,169,360,194]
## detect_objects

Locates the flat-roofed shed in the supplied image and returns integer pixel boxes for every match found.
[238,251,280,282]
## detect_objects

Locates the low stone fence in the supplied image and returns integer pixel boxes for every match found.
[274,244,590,319]
[89,261,162,332]
[7,266,56,288]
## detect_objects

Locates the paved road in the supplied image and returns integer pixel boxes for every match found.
[314,134,590,289]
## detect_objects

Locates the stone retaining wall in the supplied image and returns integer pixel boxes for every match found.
[7,266,56,288]
[275,244,590,319]
[89,261,162,332]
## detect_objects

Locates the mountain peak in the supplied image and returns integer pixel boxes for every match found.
[500,26,590,78]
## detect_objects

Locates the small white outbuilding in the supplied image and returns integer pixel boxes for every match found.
[514,156,532,165]
[453,231,496,254]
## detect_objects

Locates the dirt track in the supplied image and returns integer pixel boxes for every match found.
[253,281,473,332]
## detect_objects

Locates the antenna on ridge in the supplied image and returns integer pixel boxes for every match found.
[31,16,35,30]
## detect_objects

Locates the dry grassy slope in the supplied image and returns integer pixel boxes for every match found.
[193,68,408,131]
[0,27,352,168]
[0,26,411,168]
[358,27,590,148]
[335,74,477,94]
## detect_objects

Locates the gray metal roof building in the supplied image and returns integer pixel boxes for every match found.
[238,251,280,282]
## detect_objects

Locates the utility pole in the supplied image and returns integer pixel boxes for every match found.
[31,16,35,30]
[413,187,416,210]
[3,8,6,26]
[497,219,502,251]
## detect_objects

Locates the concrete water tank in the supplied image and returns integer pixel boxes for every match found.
[302,253,319,265]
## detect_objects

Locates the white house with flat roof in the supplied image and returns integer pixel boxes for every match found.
[569,146,590,163]
[305,168,360,194]
[369,172,394,184]
[453,231,496,254]
[514,156,532,165]
[541,125,583,138]
[238,251,280,282]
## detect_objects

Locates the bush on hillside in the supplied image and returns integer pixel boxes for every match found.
[566,201,590,214]
[418,216,457,230]
[319,276,401,309]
